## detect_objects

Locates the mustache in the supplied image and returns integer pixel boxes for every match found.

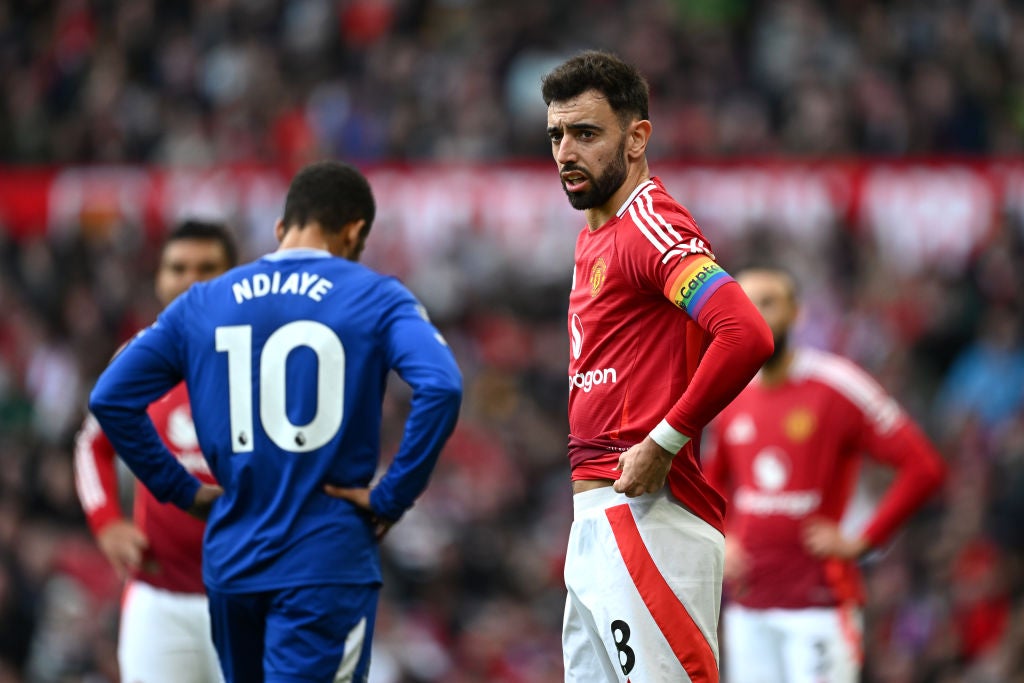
[560,164,589,175]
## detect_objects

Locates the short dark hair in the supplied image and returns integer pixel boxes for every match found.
[281,161,376,237]
[165,219,239,267]
[541,50,650,125]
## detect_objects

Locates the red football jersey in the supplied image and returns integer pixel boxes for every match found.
[567,177,732,532]
[75,383,215,594]
[705,347,946,609]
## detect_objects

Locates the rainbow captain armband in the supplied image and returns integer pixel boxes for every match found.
[664,255,733,319]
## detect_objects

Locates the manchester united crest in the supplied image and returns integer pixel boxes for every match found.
[590,257,607,297]
[784,407,816,442]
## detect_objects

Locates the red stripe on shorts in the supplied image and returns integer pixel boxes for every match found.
[606,503,719,683]
[824,559,864,664]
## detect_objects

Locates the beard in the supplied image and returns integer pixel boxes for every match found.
[561,138,628,210]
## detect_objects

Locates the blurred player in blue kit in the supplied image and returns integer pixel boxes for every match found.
[89,160,463,682]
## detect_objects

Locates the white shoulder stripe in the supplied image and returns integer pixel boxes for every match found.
[624,182,705,261]
[627,204,668,253]
[73,415,110,513]
[616,179,657,218]
[793,349,903,433]
[635,192,679,249]
[640,187,685,244]
[660,239,711,264]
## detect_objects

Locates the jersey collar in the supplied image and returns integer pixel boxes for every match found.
[263,248,333,261]
[615,178,657,218]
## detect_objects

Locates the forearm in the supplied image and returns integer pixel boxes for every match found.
[88,398,201,511]
[370,385,461,520]
[661,282,774,439]
[73,415,125,535]
[861,423,947,547]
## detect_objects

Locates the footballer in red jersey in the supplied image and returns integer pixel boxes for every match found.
[543,51,773,683]
[705,267,946,683]
[74,220,236,683]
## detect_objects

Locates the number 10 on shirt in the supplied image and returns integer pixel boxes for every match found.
[216,320,345,454]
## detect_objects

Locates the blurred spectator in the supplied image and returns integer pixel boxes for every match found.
[937,303,1024,433]
[4,0,1024,164]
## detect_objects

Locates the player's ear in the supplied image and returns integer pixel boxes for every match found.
[628,120,651,161]
[334,219,368,261]
[343,219,366,246]
[274,218,286,243]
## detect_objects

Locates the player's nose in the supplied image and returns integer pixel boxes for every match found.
[554,138,577,164]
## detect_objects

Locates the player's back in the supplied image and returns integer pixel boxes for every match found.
[171,249,420,592]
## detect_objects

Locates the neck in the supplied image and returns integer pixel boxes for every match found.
[278,226,331,252]
[584,161,650,231]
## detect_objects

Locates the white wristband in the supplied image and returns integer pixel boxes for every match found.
[649,419,691,454]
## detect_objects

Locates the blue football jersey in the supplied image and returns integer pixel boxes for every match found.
[89,249,462,592]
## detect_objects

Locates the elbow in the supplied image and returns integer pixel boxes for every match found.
[88,381,139,424]
[752,319,774,365]
[87,386,112,421]
[443,380,464,414]
[427,373,464,413]
[907,436,948,500]
[437,386,463,417]
[926,452,948,493]
[437,365,464,402]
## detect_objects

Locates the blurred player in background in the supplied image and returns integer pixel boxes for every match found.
[541,50,774,682]
[75,219,237,683]
[88,160,463,683]
[705,266,947,683]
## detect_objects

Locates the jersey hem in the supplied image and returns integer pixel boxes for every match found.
[204,575,383,594]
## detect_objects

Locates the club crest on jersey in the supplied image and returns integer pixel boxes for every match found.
[590,257,607,297]
[784,407,816,442]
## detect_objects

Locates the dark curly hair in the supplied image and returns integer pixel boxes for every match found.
[281,160,376,237]
[541,50,650,126]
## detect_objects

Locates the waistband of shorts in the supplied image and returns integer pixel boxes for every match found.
[572,485,659,518]
[571,486,716,531]
[127,579,208,603]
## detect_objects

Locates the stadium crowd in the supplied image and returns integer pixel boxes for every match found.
[1,0,1024,682]
[1,0,1023,165]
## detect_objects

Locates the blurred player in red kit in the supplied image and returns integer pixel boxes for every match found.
[541,50,773,682]
[705,267,947,683]
[74,220,237,683]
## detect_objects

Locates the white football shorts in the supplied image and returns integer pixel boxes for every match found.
[562,486,724,682]
[722,603,863,683]
[118,580,223,683]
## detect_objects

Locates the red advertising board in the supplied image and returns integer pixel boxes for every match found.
[1,161,1019,275]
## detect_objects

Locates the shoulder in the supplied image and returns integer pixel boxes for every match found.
[791,348,903,429]
[359,267,407,294]
[792,347,868,387]
[615,178,712,260]
[352,271,422,316]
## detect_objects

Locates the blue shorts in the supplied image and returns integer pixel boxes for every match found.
[207,584,379,683]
